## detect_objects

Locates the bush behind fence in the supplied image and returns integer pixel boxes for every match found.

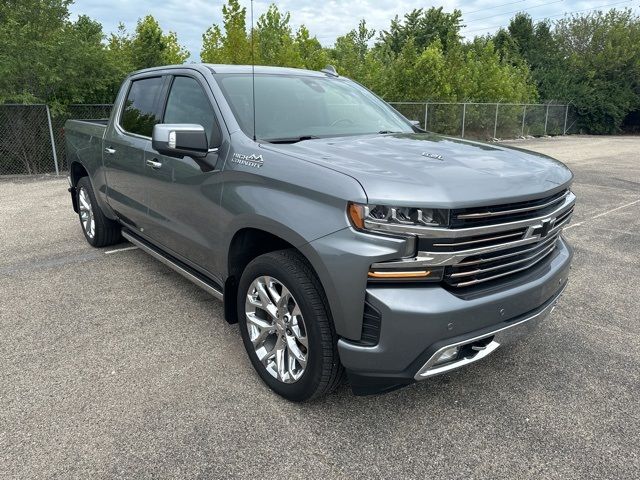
[0,102,575,175]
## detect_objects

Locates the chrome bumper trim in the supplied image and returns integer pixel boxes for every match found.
[414,282,567,380]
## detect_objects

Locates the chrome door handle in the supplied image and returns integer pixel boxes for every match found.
[146,159,162,169]
[104,147,116,155]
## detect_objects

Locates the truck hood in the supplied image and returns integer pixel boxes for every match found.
[264,133,573,207]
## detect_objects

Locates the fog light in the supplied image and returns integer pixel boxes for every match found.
[434,346,460,365]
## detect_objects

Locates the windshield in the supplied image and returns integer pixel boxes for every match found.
[213,73,413,141]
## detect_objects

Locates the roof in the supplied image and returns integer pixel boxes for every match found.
[126,63,337,81]
[204,64,328,77]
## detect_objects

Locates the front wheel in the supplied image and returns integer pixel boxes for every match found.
[237,250,343,401]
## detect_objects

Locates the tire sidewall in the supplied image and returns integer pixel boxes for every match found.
[237,255,327,401]
[76,177,98,247]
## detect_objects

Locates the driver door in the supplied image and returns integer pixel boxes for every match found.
[143,73,226,277]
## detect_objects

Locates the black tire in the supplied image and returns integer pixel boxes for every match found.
[237,249,344,402]
[76,176,121,247]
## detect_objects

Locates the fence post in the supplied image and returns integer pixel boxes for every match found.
[563,105,569,135]
[521,105,527,138]
[45,105,59,176]
[544,104,549,136]
[493,103,499,139]
[423,103,428,130]
[461,103,466,138]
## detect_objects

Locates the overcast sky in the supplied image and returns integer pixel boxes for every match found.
[69,0,639,61]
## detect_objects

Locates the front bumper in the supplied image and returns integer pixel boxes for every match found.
[340,237,573,395]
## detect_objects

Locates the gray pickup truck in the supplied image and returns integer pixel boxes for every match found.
[65,64,575,401]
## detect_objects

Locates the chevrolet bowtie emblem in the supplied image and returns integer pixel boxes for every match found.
[539,218,555,237]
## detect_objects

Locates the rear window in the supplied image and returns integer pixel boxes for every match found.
[120,76,163,137]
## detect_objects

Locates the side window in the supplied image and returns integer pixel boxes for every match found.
[164,76,221,147]
[120,77,163,137]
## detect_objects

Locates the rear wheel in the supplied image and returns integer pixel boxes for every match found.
[237,249,343,401]
[76,177,121,247]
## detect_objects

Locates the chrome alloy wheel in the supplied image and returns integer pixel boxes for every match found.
[245,276,309,383]
[78,186,95,239]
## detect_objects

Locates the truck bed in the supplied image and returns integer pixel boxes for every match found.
[65,118,108,136]
[65,119,108,174]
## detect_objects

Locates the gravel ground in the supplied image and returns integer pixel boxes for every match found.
[1,135,639,479]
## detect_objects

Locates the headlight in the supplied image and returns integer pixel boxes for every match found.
[347,202,447,282]
[348,202,449,234]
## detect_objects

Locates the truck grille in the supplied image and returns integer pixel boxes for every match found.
[450,189,571,228]
[443,202,574,288]
[369,189,575,289]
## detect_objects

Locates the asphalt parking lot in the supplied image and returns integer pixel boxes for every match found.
[1,135,639,479]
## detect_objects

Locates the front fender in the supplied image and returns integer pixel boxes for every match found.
[300,228,408,340]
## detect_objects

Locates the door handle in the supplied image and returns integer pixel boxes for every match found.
[105,147,116,155]
[146,159,162,169]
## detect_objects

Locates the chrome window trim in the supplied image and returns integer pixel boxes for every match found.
[114,75,165,141]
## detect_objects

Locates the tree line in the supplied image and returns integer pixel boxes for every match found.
[1,0,638,133]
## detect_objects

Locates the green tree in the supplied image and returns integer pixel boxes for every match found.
[255,4,301,67]
[0,0,73,103]
[329,20,377,82]
[201,25,225,63]
[377,7,463,54]
[554,10,640,132]
[494,9,640,132]
[129,15,189,69]
[201,0,250,64]
[294,25,328,70]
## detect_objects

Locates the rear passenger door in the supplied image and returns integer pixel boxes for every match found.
[143,72,227,277]
[103,75,164,230]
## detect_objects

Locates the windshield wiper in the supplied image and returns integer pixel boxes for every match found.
[377,130,402,134]
[264,135,320,144]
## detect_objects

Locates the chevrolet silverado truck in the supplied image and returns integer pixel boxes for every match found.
[65,64,575,401]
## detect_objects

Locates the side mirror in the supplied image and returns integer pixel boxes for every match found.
[152,124,209,158]
[409,120,421,127]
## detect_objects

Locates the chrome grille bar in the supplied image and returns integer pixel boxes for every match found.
[456,190,570,220]
[456,230,561,267]
[449,241,558,278]
[432,230,525,248]
[449,244,558,288]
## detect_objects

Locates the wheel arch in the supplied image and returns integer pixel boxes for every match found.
[68,161,90,213]
[222,226,336,331]
[70,160,89,186]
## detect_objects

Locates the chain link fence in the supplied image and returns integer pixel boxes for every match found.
[1,102,575,175]
[0,104,113,175]
[0,104,58,175]
[389,102,577,140]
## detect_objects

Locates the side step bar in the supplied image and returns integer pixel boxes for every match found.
[121,229,223,300]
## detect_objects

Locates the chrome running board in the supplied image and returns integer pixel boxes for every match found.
[122,229,223,300]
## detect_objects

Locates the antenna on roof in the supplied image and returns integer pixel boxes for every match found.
[250,0,257,142]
